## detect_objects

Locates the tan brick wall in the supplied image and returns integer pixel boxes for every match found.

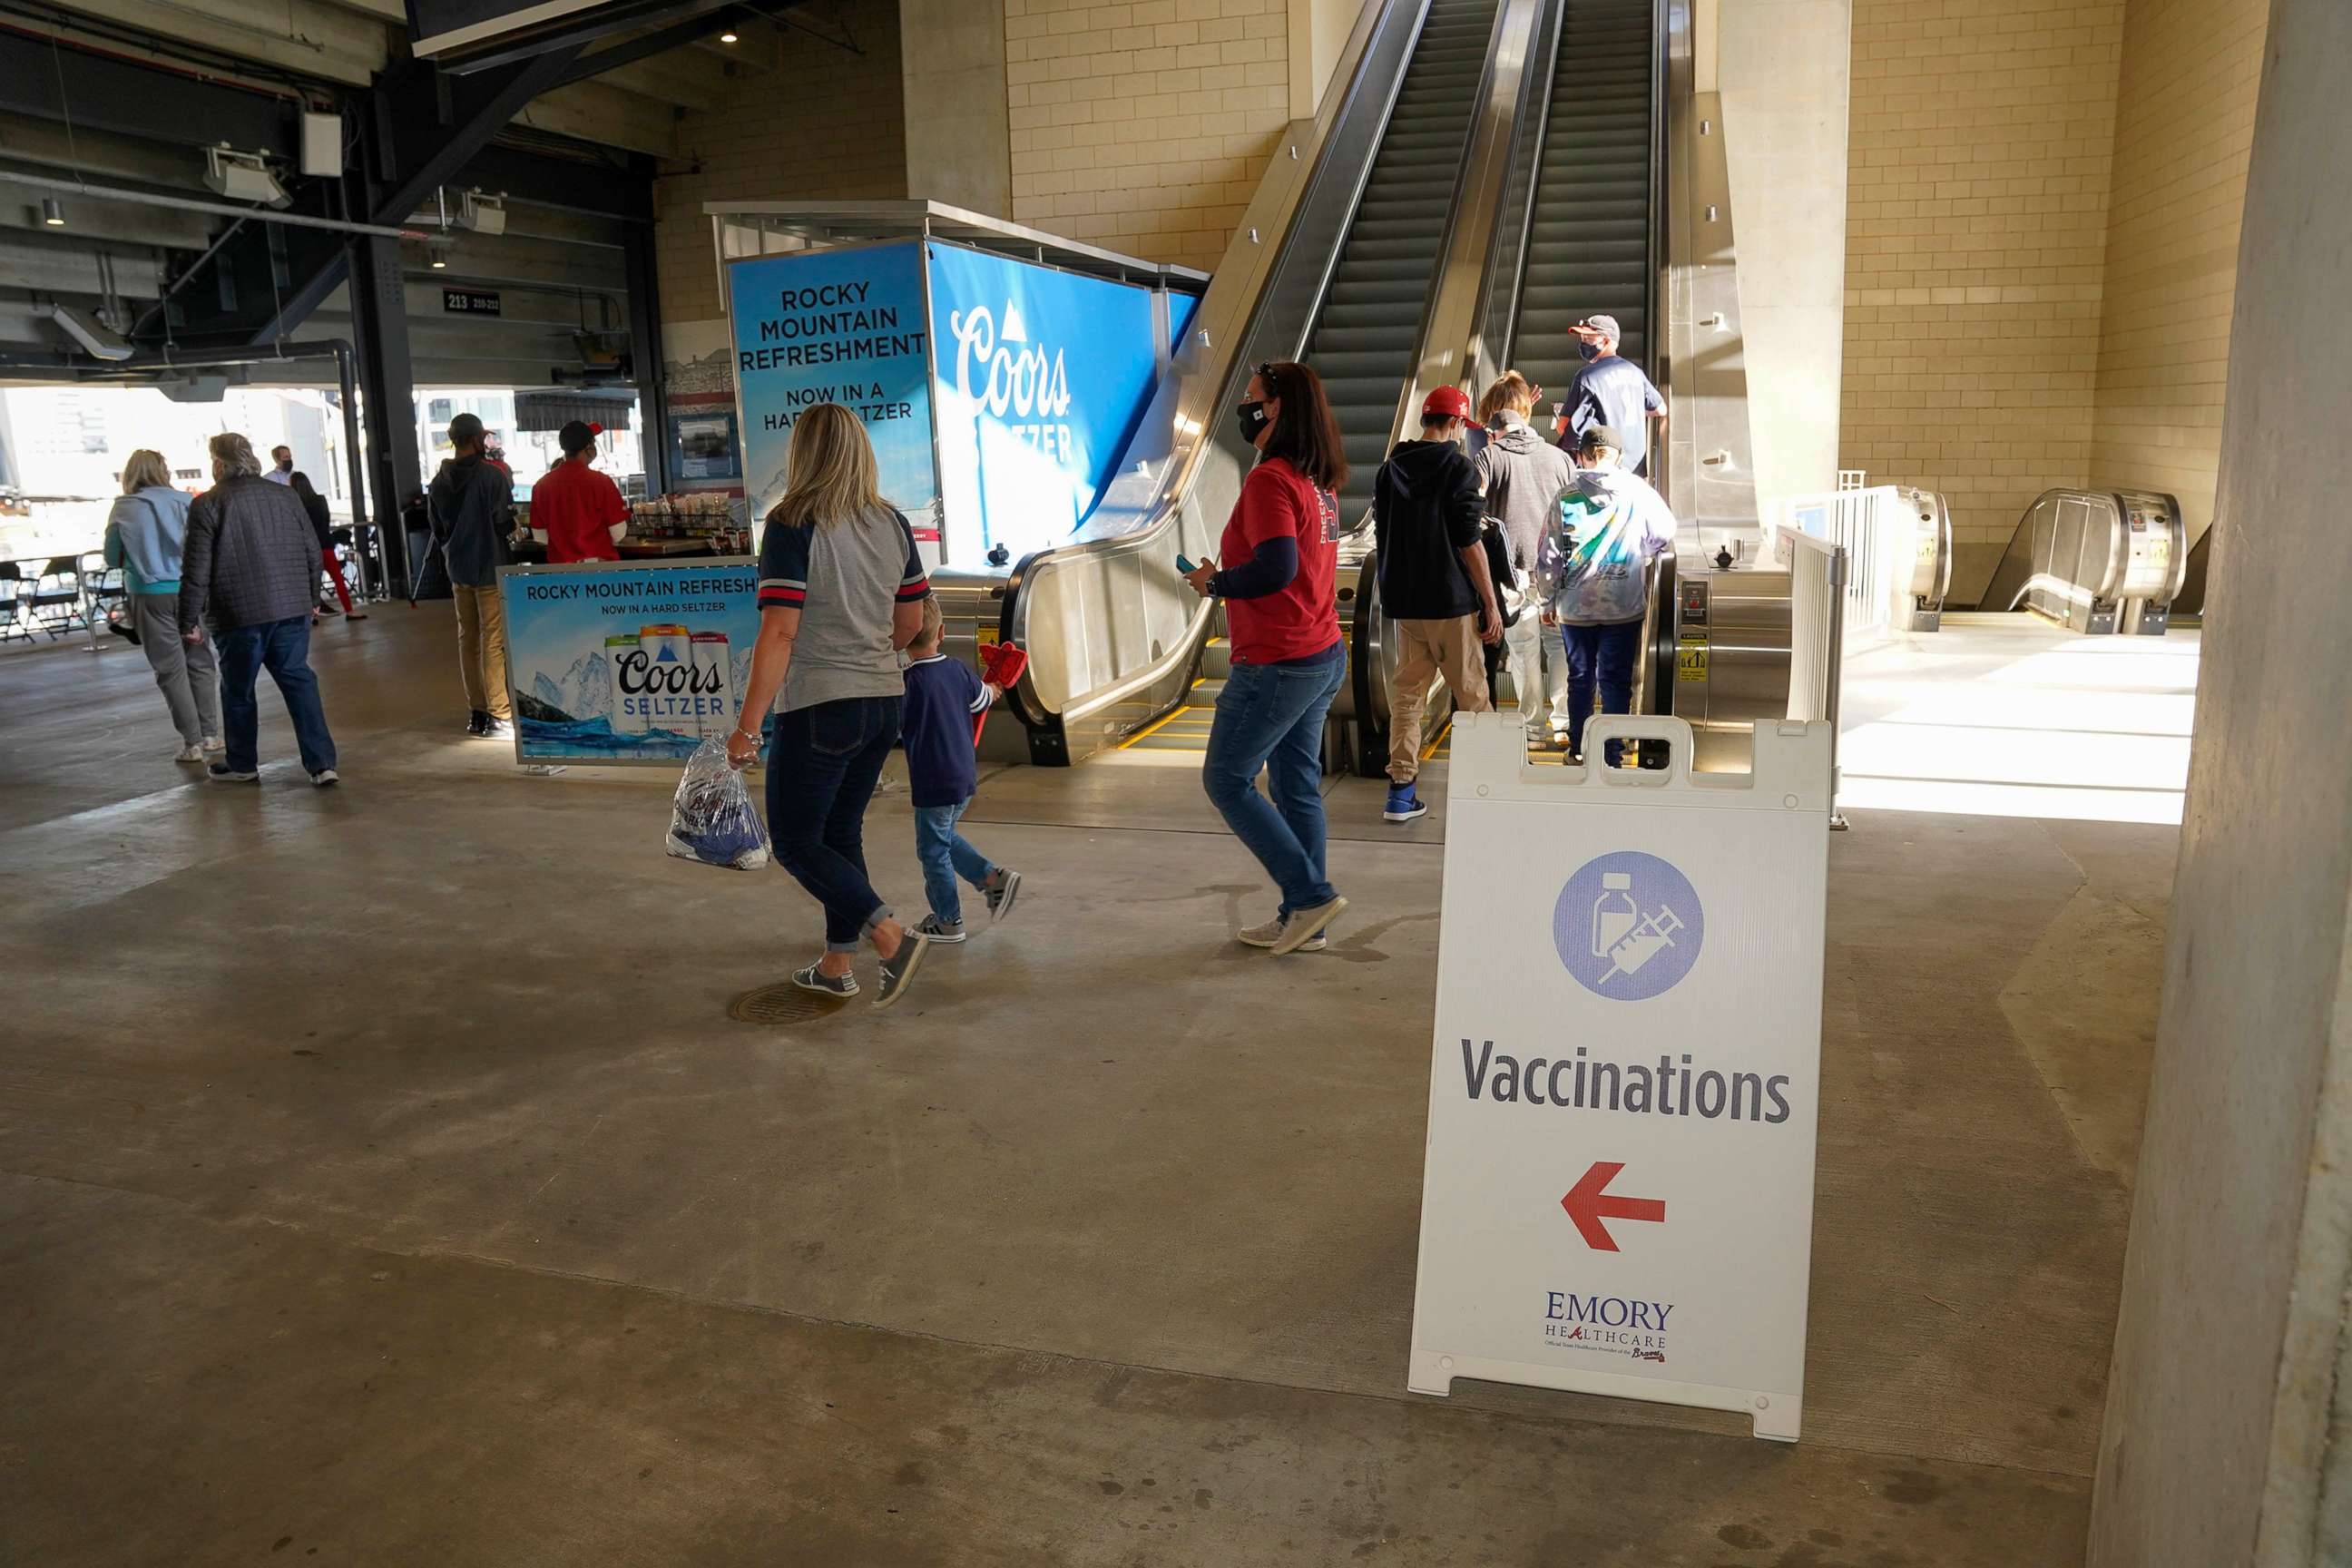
[2085,0,2267,545]
[652,0,909,328]
[1839,0,2126,580]
[1004,0,1293,268]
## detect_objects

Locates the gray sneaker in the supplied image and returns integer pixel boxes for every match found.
[983,867,1023,924]
[874,933,930,1011]
[1274,896,1347,955]
[791,963,858,998]
[916,915,966,945]
[1237,916,1325,953]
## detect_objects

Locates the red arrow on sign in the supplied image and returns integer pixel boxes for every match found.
[1561,1161,1666,1251]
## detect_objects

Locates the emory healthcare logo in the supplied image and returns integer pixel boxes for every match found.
[1543,1289,1673,1364]
[1553,850,1704,1001]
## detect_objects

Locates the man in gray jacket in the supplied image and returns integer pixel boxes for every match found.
[178,432,339,786]
[1475,372,1577,747]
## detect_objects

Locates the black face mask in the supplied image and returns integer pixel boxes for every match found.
[1236,400,1271,444]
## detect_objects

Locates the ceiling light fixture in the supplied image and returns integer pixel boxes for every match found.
[719,29,739,43]
[426,236,454,270]
[203,145,290,209]
[40,198,64,226]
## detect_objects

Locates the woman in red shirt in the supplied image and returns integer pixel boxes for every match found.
[1181,360,1349,955]
[528,421,630,563]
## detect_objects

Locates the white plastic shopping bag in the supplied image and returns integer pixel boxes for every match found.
[664,738,771,870]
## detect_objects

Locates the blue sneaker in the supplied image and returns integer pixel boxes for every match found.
[1383,782,1426,823]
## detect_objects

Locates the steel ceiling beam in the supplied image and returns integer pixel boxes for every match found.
[0,30,296,156]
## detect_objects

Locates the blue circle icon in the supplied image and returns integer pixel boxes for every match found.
[1553,851,1705,1001]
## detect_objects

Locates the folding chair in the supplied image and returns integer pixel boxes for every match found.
[0,561,33,644]
[80,551,128,638]
[28,555,84,639]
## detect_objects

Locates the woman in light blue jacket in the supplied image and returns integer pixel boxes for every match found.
[105,449,221,760]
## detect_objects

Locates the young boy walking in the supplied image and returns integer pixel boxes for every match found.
[902,596,1023,942]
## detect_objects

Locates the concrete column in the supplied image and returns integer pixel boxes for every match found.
[900,0,1011,218]
[1713,0,1850,528]
[2086,4,2352,1563]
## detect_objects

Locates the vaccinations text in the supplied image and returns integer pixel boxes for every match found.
[1459,1039,1792,1124]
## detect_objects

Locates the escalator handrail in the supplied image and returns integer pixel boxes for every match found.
[995,0,1427,726]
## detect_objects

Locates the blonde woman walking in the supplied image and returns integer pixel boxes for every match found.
[104,448,222,760]
[726,403,933,1009]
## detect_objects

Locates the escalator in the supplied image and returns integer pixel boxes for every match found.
[967,0,1682,775]
[1972,487,2188,633]
[1312,0,1505,531]
[1505,0,1657,412]
[955,0,1532,767]
[1346,0,1666,776]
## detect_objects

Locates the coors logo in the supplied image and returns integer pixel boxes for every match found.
[948,299,1074,463]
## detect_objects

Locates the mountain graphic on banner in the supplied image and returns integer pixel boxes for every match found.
[1000,302,1027,343]
[522,650,615,721]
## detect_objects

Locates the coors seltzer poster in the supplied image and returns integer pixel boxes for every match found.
[496,559,768,765]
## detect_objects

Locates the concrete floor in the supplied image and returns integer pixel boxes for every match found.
[0,607,2169,1565]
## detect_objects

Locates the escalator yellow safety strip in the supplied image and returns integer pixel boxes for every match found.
[1421,716,1454,762]
[1118,704,1201,750]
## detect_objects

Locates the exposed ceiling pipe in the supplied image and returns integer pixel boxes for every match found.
[0,169,426,240]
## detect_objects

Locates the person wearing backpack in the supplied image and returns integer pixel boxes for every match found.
[1371,385,1504,824]
[1474,371,1577,747]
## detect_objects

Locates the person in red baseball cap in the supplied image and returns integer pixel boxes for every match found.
[1369,384,1504,824]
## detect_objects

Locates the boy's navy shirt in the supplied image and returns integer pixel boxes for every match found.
[901,653,989,808]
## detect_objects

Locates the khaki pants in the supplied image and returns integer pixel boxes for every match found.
[453,583,510,720]
[1387,613,1490,783]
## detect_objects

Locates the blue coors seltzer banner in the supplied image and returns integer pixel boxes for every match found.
[926,240,1171,564]
[499,561,767,766]
[730,240,938,539]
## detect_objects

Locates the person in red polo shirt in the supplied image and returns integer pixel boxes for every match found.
[1180,359,1350,956]
[528,421,630,563]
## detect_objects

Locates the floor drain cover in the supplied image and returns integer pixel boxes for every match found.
[728,983,845,1025]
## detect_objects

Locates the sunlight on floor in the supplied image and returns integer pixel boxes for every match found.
[1836,614,2199,824]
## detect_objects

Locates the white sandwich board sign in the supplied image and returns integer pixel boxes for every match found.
[1407,713,1832,1440]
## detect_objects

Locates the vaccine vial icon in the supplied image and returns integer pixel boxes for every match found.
[1592,872,1639,958]
[1554,851,1705,1001]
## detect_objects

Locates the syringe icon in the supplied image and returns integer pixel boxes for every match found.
[1601,906,1687,984]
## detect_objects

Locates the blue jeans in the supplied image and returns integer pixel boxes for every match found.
[764,695,901,953]
[1563,617,1642,760]
[1202,639,1345,918]
[215,615,336,774]
[914,800,996,926]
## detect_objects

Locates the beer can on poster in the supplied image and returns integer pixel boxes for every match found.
[691,631,734,738]
[606,633,647,734]
[637,623,692,734]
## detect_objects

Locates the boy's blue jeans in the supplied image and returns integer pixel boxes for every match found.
[914,799,995,926]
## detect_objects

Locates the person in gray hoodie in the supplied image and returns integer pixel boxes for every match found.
[427,412,517,739]
[1473,372,1577,747]
[106,447,221,760]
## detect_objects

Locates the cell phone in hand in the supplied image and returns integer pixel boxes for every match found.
[1176,554,1200,575]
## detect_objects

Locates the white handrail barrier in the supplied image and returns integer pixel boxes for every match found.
[1408,711,1833,1441]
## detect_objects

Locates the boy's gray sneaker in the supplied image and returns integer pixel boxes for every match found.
[791,963,858,998]
[916,915,966,945]
[1274,896,1347,955]
[1237,916,1325,953]
[874,933,930,1011]
[983,867,1023,924]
